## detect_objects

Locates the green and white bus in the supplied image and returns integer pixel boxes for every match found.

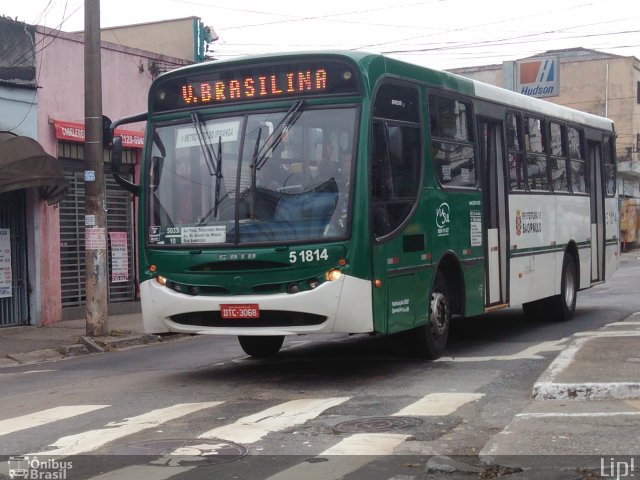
[111,51,619,359]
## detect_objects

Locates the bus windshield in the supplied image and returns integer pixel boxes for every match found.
[147,106,357,246]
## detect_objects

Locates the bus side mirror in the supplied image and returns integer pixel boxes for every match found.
[111,136,140,196]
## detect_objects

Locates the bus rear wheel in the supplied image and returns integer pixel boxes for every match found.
[413,270,450,359]
[550,252,577,321]
[523,252,577,322]
[238,335,284,358]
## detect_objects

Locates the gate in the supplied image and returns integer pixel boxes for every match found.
[59,163,136,307]
[0,190,29,326]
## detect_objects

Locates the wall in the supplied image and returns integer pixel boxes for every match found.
[35,27,188,154]
[100,17,197,62]
[0,86,38,137]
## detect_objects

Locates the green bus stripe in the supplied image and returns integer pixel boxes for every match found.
[388,264,434,277]
[510,241,591,258]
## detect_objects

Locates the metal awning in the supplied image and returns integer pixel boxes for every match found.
[0,131,69,205]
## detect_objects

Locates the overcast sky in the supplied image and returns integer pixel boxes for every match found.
[3,0,639,70]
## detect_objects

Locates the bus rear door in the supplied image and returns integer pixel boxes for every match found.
[479,119,508,306]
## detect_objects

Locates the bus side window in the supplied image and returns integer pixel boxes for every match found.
[524,116,549,191]
[429,94,476,188]
[371,121,421,238]
[603,135,616,197]
[549,122,569,193]
[568,127,588,194]
[507,112,526,191]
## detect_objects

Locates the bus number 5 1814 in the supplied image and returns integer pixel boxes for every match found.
[289,249,329,263]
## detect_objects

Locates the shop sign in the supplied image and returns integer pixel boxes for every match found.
[53,120,144,148]
[0,229,12,298]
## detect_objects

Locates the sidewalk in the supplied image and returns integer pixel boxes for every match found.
[478,250,640,466]
[478,312,640,475]
[0,313,176,368]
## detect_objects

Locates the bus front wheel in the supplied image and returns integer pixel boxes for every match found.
[238,335,284,358]
[413,270,450,359]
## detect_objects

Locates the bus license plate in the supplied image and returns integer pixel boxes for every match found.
[220,304,260,319]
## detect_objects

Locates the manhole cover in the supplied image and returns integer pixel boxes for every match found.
[110,439,248,466]
[333,416,422,434]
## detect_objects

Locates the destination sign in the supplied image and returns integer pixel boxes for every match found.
[152,59,360,111]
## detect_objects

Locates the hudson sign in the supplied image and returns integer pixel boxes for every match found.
[516,56,560,98]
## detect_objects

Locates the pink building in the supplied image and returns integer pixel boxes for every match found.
[1,17,194,326]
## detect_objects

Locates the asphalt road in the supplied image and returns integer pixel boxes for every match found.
[1,255,639,479]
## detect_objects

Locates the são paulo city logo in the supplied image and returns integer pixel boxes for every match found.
[515,209,543,236]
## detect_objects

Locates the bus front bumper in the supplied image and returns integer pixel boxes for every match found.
[139,274,373,336]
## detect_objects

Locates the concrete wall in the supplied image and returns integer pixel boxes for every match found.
[100,17,197,62]
[35,27,188,154]
[0,86,38,137]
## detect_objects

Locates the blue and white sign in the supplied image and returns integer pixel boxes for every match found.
[516,56,560,98]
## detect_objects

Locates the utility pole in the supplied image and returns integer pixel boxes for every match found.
[84,0,108,336]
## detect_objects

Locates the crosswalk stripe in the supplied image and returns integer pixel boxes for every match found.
[198,397,350,444]
[0,405,110,437]
[265,433,410,480]
[392,393,484,416]
[86,465,193,480]
[30,402,223,456]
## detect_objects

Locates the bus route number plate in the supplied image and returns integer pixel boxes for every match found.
[220,304,260,319]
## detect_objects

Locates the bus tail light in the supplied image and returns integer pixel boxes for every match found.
[325,269,342,282]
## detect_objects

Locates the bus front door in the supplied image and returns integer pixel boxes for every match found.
[589,140,605,283]
[479,119,508,306]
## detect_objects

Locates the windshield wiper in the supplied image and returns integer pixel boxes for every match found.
[249,127,263,219]
[190,112,221,178]
[190,112,226,224]
[196,136,224,225]
[254,99,304,171]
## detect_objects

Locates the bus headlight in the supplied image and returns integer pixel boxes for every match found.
[156,275,167,286]
[325,269,342,282]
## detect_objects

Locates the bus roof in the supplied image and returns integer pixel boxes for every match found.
[157,50,614,132]
[471,80,614,131]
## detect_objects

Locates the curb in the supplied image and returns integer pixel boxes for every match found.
[533,381,640,400]
[0,332,192,368]
[531,313,640,400]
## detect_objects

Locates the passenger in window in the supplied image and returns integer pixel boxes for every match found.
[317,142,339,181]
